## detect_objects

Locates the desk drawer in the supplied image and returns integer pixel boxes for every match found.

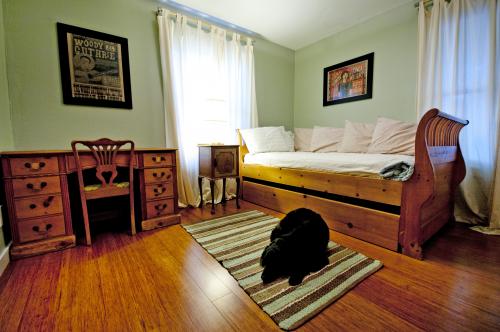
[14,194,63,219]
[12,176,61,198]
[146,199,175,219]
[145,182,174,200]
[143,153,174,168]
[17,215,66,243]
[144,168,174,184]
[10,156,59,176]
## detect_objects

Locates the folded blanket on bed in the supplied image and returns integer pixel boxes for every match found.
[379,161,414,181]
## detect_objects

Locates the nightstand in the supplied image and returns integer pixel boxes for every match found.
[198,145,240,214]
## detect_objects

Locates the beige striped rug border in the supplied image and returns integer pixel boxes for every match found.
[182,210,383,330]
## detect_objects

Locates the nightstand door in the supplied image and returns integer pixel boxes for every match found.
[213,147,238,178]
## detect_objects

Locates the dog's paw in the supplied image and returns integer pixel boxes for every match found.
[288,273,306,286]
[310,256,329,272]
[261,268,277,284]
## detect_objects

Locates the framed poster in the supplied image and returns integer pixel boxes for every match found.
[323,52,373,106]
[57,23,132,109]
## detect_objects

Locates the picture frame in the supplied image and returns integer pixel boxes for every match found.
[57,23,132,109]
[323,52,374,106]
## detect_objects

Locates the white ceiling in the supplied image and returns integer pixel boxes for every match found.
[162,0,414,50]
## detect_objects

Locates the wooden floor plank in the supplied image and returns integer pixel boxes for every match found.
[0,257,42,331]
[298,292,424,332]
[96,234,169,331]
[53,245,107,331]
[213,292,280,332]
[0,200,499,331]
[129,229,235,332]
[17,252,62,332]
[375,265,500,326]
[146,224,233,302]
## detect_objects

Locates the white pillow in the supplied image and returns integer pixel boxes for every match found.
[310,126,345,152]
[293,128,313,152]
[283,130,295,152]
[368,117,417,155]
[338,120,375,153]
[239,127,294,154]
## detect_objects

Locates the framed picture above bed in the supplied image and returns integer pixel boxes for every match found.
[56,23,133,109]
[323,52,373,106]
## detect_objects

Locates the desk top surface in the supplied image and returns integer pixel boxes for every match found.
[0,148,177,157]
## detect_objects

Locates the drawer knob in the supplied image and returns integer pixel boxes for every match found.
[155,203,168,211]
[24,161,46,170]
[26,181,48,191]
[152,156,166,163]
[153,186,166,196]
[29,203,37,209]
[32,223,52,234]
[347,222,353,229]
[43,196,55,208]
[153,172,166,178]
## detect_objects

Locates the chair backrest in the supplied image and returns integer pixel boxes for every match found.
[71,138,135,188]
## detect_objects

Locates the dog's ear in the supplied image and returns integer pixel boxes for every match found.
[260,242,277,266]
[262,266,279,284]
[260,245,270,266]
[270,225,283,240]
[261,239,286,267]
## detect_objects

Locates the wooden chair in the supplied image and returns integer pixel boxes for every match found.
[71,138,136,245]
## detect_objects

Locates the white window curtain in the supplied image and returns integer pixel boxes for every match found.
[157,10,258,207]
[417,0,500,233]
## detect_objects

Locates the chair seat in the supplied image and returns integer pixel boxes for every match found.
[84,182,130,200]
[84,182,130,191]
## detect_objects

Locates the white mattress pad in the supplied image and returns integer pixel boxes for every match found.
[244,152,415,178]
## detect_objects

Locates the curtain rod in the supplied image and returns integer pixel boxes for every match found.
[156,0,261,40]
[414,0,451,8]
[157,8,256,44]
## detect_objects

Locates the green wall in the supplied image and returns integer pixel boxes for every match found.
[3,0,165,149]
[0,0,14,150]
[254,38,294,129]
[293,2,418,127]
[1,1,418,146]
[0,0,13,256]
[2,0,294,149]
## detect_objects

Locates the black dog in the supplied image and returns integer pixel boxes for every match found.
[260,208,330,286]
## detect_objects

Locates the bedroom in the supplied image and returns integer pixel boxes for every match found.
[0,0,499,330]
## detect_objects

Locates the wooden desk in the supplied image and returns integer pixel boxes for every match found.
[0,148,180,259]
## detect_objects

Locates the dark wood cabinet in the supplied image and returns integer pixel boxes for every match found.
[198,145,240,214]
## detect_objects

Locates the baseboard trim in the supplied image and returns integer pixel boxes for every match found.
[0,242,10,277]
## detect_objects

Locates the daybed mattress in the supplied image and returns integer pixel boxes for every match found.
[244,152,415,180]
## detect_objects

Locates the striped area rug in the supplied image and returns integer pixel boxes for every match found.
[182,210,383,330]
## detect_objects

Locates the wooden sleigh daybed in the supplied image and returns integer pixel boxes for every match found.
[237,109,469,259]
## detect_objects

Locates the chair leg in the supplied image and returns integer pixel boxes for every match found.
[235,177,241,209]
[222,178,226,205]
[129,193,136,236]
[198,176,203,207]
[80,198,92,246]
[210,179,215,214]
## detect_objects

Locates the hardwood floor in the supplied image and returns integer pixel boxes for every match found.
[0,200,499,331]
